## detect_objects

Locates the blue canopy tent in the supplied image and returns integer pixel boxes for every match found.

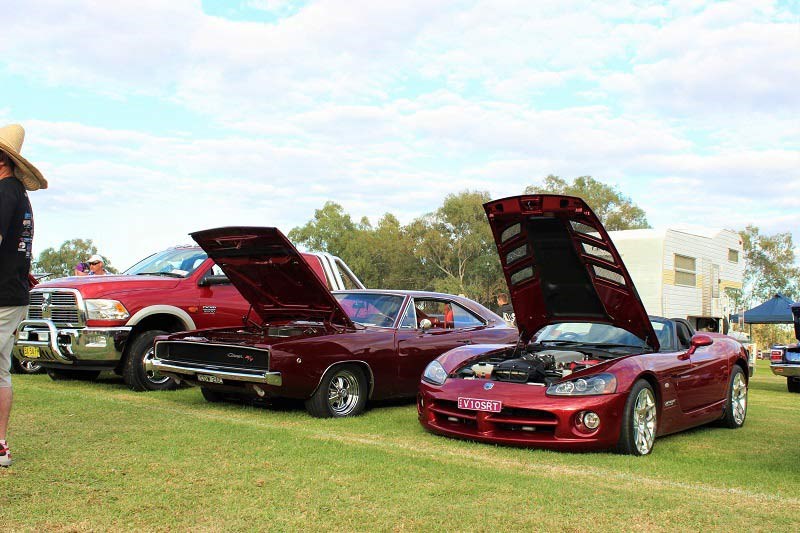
[729,293,797,324]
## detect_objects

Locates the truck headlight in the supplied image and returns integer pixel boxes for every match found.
[85,299,130,321]
[546,373,617,396]
[422,360,448,386]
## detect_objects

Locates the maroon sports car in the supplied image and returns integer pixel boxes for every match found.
[418,195,750,455]
[148,227,518,417]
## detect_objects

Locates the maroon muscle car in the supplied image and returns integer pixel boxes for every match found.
[417,195,750,455]
[148,227,518,417]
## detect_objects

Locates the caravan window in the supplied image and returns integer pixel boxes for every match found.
[674,254,697,287]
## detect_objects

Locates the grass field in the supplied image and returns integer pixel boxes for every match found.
[1,359,799,532]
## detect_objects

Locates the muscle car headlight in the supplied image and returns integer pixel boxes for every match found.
[85,299,130,321]
[546,373,616,396]
[422,360,448,386]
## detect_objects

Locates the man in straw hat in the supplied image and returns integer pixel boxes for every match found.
[0,124,47,467]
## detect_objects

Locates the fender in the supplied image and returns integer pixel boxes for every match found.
[310,360,376,399]
[125,305,196,331]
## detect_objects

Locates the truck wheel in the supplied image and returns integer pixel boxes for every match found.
[122,330,178,392]
[47,369,101,381]
[788,378,800,393]
[305,364,368,418]
[12,357,44,374]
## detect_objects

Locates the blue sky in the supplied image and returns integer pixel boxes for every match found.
[0,0,797,269]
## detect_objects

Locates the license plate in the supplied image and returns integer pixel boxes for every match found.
[197,374,223,384]
[458,397,502,413]
[22,346,40,359]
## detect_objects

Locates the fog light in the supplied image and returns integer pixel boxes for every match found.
[583,411,600,430]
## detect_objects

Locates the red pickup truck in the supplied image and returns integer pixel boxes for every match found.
[12,243,363,391]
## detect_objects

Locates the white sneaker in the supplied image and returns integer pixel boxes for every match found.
[0,440,12,467]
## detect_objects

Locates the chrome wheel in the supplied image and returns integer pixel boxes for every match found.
[20,360,42,373]
[731,372,747,425]
[632,387,657,455]
[143,346,170,385]
[327,370,361,416]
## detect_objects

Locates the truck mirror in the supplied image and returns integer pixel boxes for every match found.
[199,275,229,287]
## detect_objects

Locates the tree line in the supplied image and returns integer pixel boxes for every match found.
[35,175,799,329]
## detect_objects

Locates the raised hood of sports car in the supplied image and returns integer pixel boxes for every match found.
[191,227,353,328]
[484,195,659,351]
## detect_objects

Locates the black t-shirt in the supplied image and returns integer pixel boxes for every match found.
[0,177,34,306]
[498,303,515,326]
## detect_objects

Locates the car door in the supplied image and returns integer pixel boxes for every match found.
[193,261,251,329]
[395,297,479,394]
[672,321,727,413]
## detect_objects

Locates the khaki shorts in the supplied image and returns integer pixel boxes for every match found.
[0,306,27,387]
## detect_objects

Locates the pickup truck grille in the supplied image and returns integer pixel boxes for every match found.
[28,289,83,326]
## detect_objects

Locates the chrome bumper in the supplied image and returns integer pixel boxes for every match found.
[13,319,131,364]
[146,358,282,386]
[770,364,800,378]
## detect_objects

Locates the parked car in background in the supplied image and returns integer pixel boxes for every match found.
[148,226,518,417]
[770,303,800,393]
[12,241,363,391]
[418,194,750,455]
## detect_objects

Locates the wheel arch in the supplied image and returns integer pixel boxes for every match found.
[118,308,194,371]
[633,371,662,421]
[311,360,375,399]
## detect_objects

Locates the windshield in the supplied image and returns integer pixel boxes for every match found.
[535,322,648,348]
[124,248,208,278]
[333,292,405,328]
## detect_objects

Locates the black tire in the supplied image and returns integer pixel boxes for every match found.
[200,387,225,403]
[122,330,178,392]
[305,364,368,418]
[788,378,800,393]
[47,369,101,381]
[720,366,747,428]
[11,357,44,374]
[616,379,657,456]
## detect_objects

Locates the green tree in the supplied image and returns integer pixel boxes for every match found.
[36,239,118,278]
[525,175,649,230]
[740,225,800,304]
[409,190,503,304]
[288,201,357,258]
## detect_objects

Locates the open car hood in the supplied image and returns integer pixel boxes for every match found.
[191,227,354,328]
[484,195,659,351]
[793,304,800,341]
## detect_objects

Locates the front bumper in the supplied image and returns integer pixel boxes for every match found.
[418,379,628,451]
[770,364,800,378]
[146,358,282,386]
[12,319,130,365]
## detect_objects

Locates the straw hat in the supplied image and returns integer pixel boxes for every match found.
[0,124,47,190]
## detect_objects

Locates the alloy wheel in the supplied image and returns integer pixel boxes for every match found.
[731,372,747,425]
[327,371,361,416]
[633,387,657,455]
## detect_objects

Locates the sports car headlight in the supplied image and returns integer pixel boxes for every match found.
[546,373,617,396]
[422,360,448,386]
[84,299,130,321]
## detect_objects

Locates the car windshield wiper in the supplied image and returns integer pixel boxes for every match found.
[135,271,185,278]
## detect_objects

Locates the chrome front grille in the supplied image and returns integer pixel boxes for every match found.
[28,290,83,326]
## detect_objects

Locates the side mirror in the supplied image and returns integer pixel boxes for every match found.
[199,275,229,287]
[419,318,433,331]
[680,334,713,359]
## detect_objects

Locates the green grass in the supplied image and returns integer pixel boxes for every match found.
[1,359,799,532]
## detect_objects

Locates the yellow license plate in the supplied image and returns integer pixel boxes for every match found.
[22,346,40,359]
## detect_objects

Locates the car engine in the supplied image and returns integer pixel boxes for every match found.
[456,349,603,385]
